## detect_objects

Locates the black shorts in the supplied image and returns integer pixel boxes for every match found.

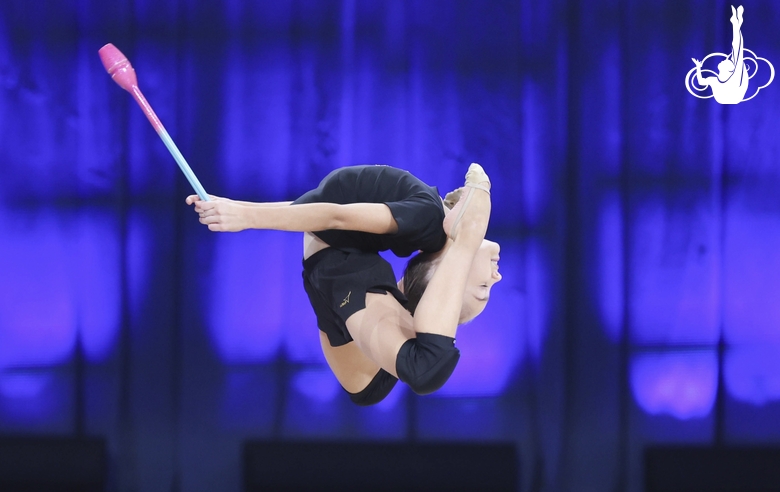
[302,248,408,347]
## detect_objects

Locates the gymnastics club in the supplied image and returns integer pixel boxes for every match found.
[98,43,210,201]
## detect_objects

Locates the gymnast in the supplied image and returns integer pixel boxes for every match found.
[186,164,501,405]
[692,5,748,104]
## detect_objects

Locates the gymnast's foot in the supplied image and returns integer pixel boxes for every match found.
[443,163,491,239]
[443,164,491,209]
[464,163,491,193]
[731,5,744,26]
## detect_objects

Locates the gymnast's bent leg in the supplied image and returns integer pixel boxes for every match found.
[344,166,491,396]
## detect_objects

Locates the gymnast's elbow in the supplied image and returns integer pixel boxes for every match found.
[321,203,348,230]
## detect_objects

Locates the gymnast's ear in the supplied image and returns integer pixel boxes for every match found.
[397,277,405,293]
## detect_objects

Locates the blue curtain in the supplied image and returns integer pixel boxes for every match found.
[1,0,779,491]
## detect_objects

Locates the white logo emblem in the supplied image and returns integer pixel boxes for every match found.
[685,5,774,104]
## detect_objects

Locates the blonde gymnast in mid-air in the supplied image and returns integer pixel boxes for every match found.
[186,164,501,405]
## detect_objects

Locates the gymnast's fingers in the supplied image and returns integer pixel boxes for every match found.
[196,201,219,213]
[185,194,200,205]
[199,215,220,225]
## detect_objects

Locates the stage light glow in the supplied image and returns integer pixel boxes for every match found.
[69,208,121,362]
[206,231,286,363]
[631,350,717,419]
[724,208,780,344]
[725,345,780,406]
[629,197,718,345]
[0,209,77,370]
[292,366,341,404]
[0,370,73,429]
[0,372,52,399]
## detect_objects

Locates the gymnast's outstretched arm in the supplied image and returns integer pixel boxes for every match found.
[692,58,710,87]
[186,194,293,208]
[186,194,398,234]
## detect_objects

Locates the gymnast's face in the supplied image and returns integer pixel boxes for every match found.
[459,239,502,324]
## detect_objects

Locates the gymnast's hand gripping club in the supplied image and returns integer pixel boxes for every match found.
[98,43,210,201]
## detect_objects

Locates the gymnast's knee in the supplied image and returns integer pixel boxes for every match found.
[395,332,460,395]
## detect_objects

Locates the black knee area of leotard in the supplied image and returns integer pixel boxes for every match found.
[347,369,398,406]
[396,333,460,395]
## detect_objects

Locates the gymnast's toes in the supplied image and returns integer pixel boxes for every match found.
[465,163,491,191]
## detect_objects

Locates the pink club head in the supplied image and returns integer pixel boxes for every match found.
[99,43,138,92]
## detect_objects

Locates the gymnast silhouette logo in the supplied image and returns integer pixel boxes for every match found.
[685,5,774,104]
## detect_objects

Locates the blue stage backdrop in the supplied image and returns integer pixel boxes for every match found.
[1,1,779,491]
